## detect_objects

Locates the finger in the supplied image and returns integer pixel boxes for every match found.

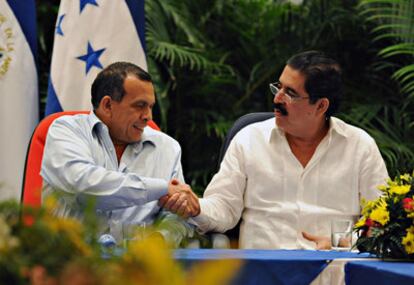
[176,200,189,218]
[181,194,199,216]
[158,195,169,207]
[338,237,351,248]
[164,193,181,210]
[170,195,187,212]
[186,197,200,216]
[183,184,193,193]
[302,231,318,242]
[315,239,331,250]
[163,193,178,209]
[191,202,201,216]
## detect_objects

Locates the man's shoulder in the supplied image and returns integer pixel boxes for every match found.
[45,114,97,148]
[238,117,274,135]
[232,117,274,144]
[144,127,181,149]
[331,117,375,144]
[50,113,91,130]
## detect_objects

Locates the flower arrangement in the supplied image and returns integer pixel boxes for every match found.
[354,172,414,259]
[0,197,240,284]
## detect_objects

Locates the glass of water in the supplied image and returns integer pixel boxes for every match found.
[122,222,146,249]
[331,219,353,251]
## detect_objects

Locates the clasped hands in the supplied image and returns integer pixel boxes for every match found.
[158,179,200,218]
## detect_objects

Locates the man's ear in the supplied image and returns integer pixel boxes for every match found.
[317,98,329,116]
[99,95,112,114]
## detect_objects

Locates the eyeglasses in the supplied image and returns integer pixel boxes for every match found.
[269,82,309,103]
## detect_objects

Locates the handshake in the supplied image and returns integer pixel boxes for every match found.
[158,179,200,218]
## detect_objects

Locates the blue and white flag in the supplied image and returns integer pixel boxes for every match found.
[0,0,38,201]
[45,0,147,115]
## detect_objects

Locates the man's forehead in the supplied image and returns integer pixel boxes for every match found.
[123,76,155,101]
[279,66,305,84]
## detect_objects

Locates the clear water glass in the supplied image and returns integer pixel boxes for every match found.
[122,222,146,248]
[331,219,353,251]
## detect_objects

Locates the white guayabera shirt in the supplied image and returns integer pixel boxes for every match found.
[193,117,388,249]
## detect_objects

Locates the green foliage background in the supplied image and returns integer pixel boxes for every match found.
[36,0,413,194]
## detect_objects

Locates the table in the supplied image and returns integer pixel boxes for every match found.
[345,261,414,284]
[174,249,372,285]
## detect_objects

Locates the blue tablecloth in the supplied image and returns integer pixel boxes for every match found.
[345,261,414,285]
[174,249,371,285]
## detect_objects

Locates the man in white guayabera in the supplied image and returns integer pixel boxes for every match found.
[162,51,388,249]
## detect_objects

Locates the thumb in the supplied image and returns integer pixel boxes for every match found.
[302,231,318,242]
[158,195,169,207]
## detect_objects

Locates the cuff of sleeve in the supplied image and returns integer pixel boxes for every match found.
[188,199,211,234]
[141,177,168,202]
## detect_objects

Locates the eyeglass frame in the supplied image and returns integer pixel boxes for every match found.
[269,81,310,103]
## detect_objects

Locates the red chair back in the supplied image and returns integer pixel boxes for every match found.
[21,111,160,207]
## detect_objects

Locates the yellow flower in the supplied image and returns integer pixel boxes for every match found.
[402,228,414,254]
[389,185,411,195]
[377,185,388,192]
[43,215,92,256]
[43,195,59,214]
[119,235,241,285]
[386,178,398,187]
[354,216,366,228]
[369,199,389,226]
[361,199,376,216]
[400,173,412,183]
[122,236,185,285]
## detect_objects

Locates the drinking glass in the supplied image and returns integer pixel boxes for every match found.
[331,219,353,251]
[122,222,146,248]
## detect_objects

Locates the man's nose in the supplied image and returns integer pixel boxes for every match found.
[273,91,284,103]
[142,107,152,122]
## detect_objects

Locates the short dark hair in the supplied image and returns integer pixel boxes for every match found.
[91,62,152,109]
[287,51,342,117]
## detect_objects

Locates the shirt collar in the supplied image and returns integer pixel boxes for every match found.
[327,117,348,138]
[87,112,157,149]
[267,116,348,144]
[264,118,280,143]
[140,127,157,146]
[88,111,102,132]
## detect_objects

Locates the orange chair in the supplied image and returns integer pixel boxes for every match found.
[20,111,160,207]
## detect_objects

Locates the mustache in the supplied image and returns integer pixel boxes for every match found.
[273,103,288,116]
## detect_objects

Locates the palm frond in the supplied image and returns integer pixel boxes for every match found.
[146,0,233,73]
[340,104,414,175]
[360,0,414,99]
[148,41,207,71]
[379,43,414,57]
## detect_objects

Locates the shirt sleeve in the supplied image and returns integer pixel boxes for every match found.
[359,136,389,202]
[41,119,168,211]
[171,148,185,183]
[191,138,246,233]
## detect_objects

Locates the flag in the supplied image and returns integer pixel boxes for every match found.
[0,0,38,201]
[45,0,147,115]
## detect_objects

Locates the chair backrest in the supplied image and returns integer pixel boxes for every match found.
[217,112,274,247]
[21,111,160,207]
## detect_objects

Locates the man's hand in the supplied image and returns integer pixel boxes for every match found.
[158,179,200,218]
[302,231,331,250]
